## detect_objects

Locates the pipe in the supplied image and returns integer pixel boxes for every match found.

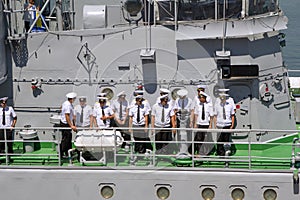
[224,143,231,168]
[67,148,76,166]
[291,138,299,169]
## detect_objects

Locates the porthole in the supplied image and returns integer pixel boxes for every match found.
[101,88,114,100]
[201,188,215,200]
[100,186,114,199]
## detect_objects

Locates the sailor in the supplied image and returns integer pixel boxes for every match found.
[60,92,77,159]
[94,92,110,110]
[0,97,17,157]
[194,85,211,103]
[93,97,115,128]
[74,96,93,128]
[189,91,214,156]
[214,92,235,156]
[111,91,130,145]
[111,91,129,126]
[155,88,175,108]
[173,89,193,126]
[129,95,152,153]
[151,94,176,154]
[191,84,211,127]
[93,92,110,126]
[130,89,151,112]
[215,88,236,109]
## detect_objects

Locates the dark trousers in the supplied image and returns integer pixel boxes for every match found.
[0,129,13,154]
[60,122,72,158]
[133,125,152,153]
[188,125,209,154]
[216,125,232,156]
[155,126,172,152]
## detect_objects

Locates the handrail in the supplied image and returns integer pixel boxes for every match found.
[0,127,299,169]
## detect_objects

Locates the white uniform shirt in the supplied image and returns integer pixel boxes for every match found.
[111,99,128,120]
[215,96,236,109]
[194,102,214,126]
[60,100,74,125]
[93,105,114,128]
[129,104,149,126]
[74,104,93,127]
[174,97,193,112]
[152,103,175,127]
[0,106,17,128]
[214,101,235,127]
[130,99,151,112]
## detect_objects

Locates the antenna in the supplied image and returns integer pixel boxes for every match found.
[216,0,231,57]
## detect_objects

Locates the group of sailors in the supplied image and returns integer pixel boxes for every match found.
[59,84,236,159]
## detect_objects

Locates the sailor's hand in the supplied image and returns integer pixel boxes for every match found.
[71,125,77,132]
[101,116,106,120]
[189,122,193,128]
[172,129,176,136]
[151,129,155,135]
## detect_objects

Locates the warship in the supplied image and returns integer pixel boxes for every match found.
[0,0,300,199]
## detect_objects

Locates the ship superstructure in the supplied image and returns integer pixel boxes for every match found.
[0,0,299,200]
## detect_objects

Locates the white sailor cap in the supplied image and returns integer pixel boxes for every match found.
[117,91,126,97]
[160,94,169,100]
[135,95,143,99]
[177,89,188,97]
[198,91,208,98]
[98,97,108,102]
[97,92,107,97]
[0,97,8,103]
[66,92,77,99]
[78,96,87,102]
[218,88,230,93]
[197,84,207,89]
[160,88,170,94]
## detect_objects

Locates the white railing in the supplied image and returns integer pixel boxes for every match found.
[0,127,299,169]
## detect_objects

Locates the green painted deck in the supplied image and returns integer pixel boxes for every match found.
[1,131,299,170]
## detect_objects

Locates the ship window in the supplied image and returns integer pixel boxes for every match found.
[221,65,259,79]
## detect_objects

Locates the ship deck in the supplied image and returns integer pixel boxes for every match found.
[1,127,300,170]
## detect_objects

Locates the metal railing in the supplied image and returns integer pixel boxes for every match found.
[0,127,299,169]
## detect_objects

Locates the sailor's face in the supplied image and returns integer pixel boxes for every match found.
[161,98,168,105]
[0,101,6,107]
[220,96,226,103]
[199,96,206,103]
[119,95,126,100]
[99,101,106,106]
[79,100,86,106]
[70,98,76,103]
[136,98,142,105]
